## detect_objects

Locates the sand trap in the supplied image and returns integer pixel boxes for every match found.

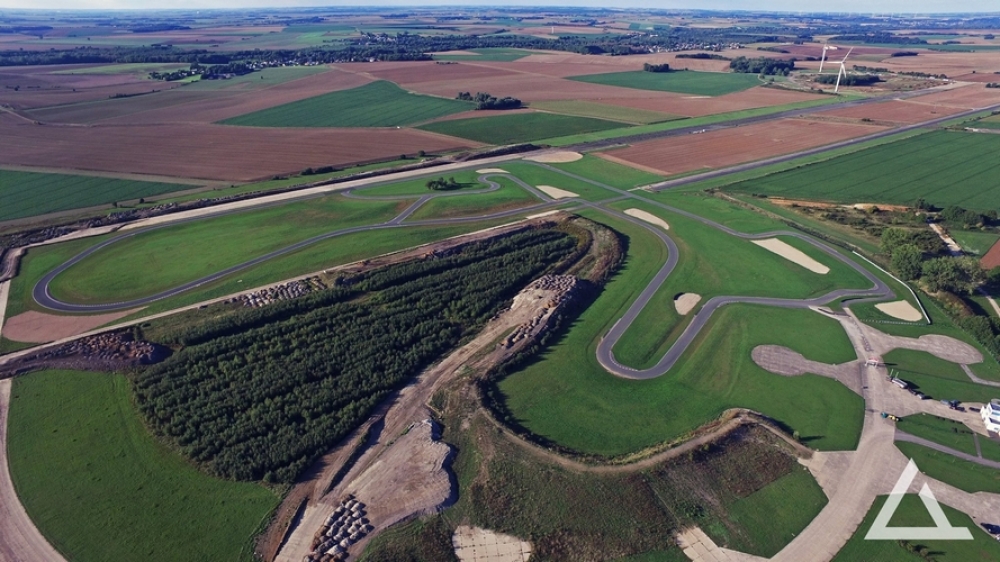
[453,526,532,562]
[876,300,924,322]
[674,293,702,315]
[525,151,583,163]
[526,210,562,219]
[536,185,578,199]
[751,238,830,274]
[3,308,143,343]
[476,168,509,174]
[624,208,670,230]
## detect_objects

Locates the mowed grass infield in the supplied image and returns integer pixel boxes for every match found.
[0,169,194,222]
[728,130,1000,212]
[530,100,682,125]
[418,112,624,144]
[833,494,1000,561]
[568,70,762,96]
[7,370,279,562]
[219,80,472,127]
[496,209,865,457]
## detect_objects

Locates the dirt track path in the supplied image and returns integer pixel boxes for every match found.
[0,379,68,562]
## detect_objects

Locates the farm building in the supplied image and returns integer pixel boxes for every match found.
[981,399,1000,432]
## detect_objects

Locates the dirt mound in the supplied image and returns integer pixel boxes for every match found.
[525,151,583,163]
[0,331,170,377]
[2,309,141,344]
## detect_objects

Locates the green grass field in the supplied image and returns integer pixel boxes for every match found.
[496,161,623,201]
[431,48,534,61]
[52,62,188,75]
[833,494,1000,561]
[897,414,979,455]
[7,370,279,562]
[949,229,1000,255]
[568,70,762,96]
[530,100,682,125]
[48,196,404,304]
[882,348,999,403]
[544,154,663,189]
[728,130,1000,212]
[497,209,865,457]
[896,442,1000,494]
[354,170,485,197]
[974,114,1000,130]
[418,112,625,144]
[405,177,544,221]
[220,80,472,127]
[0,169,194,222]
[603,198,870,370]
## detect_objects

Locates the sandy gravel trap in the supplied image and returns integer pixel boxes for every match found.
[453,526,532,562]
[875,300,924,322]
[751,238,829,274]
[624,208,670,230]
[524,151,583,163]
[476,168,509,174]
[674,293,702,315]
[535,185,578,199]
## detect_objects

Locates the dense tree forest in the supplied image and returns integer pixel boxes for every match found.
[133,228,578,483]
[815,73,881,86]
[728,56,795,75]
[642,62,671,72]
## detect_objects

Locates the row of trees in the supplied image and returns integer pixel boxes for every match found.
[426,177,461,191]
[642,62,671,73]
[455,92,522,110]
[815,73,882,86]
[728,56,796,75]
[134,228,578,483]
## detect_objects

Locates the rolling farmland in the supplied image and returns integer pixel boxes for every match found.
[530,100,682,124]
[727,130,1000,211]
[418,112,623,144]
[568,70,763,96]
[219,80,473,127]
[0,169,193,222]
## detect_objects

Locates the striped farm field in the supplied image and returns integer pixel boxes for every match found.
[530,100,683,124]
[0,169,193,222]
[418,112,624,144]
[568,70,762,96]
[727,130,1000,212]
[219,80,473,127]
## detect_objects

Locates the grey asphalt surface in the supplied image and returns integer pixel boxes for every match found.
[895,429,1000,469]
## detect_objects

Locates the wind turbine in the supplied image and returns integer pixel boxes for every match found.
[834,47,854,94]
[818,43,830,73]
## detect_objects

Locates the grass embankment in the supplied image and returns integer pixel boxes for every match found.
[7,370,279,562]
[354,169,487,197]
[949,229,1000,255]
[897,413,1000,461]
[568,70,762,96]
[728,130,1000,212]
[0,169,193,222]
[531,100,683,125]
[220,80,472,127]
[833,494,1000,561]
[418,111,625,145]
[883,349,999,403]
[497,209,864,457]
[48,196,405,304]
[603,197,871,369]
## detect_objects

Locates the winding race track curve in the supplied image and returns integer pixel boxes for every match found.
[33,162,897,380]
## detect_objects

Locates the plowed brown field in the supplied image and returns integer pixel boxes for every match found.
[906,85,1000,108]
[819,99,965,124]
[0,65,183,110]
[30,67,373,125]
[599,118,885,176]
[0,114,477,182]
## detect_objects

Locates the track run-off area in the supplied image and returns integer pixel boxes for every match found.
[31,158,899,380]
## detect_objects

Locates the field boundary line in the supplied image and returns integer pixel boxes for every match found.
[851,251,930,325]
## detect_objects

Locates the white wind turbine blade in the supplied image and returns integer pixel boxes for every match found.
[835,61,846,93]
[819,44,828,73]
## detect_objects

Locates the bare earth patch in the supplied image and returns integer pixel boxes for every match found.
[476,168,509,174]
[453,526,532,562]
[674,293,702,315]
[624,208,670,230]
[875,300,924,322]
[524,151,583,163]
[751,238,829,274]
[3,308,143,343]
[535,185,578,199]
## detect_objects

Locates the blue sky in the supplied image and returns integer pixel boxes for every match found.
[1,1,998,13]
